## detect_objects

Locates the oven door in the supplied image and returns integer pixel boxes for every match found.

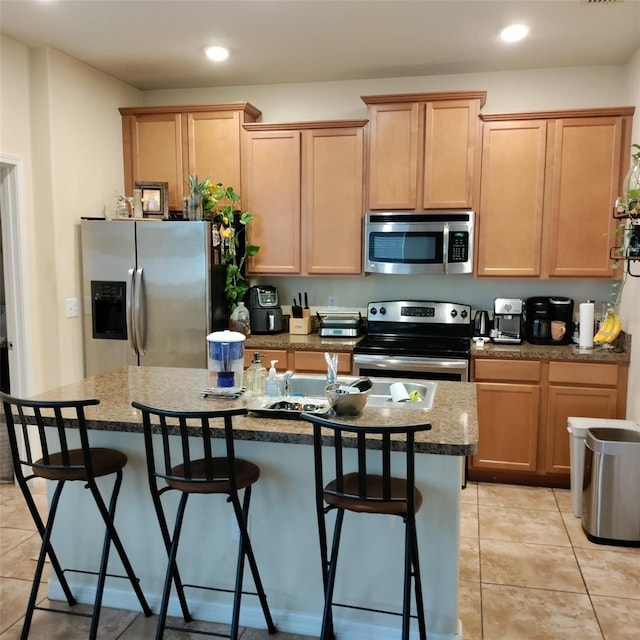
[352,353,469,382]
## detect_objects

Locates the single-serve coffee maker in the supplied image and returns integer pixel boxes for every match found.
[246,285,284,334]
[492,298,524,344]
[525,296,574,345]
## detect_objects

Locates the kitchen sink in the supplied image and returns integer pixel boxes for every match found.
[284,374,436,411]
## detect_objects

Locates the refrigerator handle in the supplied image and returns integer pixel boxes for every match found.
[126,267,138,356]
[134,267,145,355]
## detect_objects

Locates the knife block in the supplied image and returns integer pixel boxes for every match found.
[289,316,312,335]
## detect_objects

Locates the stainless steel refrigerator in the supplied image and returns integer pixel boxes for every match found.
[81,219,215,377]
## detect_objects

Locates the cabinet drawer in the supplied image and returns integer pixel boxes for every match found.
[548,361,619,386]
[474,359,541,382]
[243,349,288,368]
[293,351,351,374]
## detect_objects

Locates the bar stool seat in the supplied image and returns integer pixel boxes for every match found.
[0,391,152,640]
[300,411,431,640]
[132,401,277,640]
[166,457,260,493]
[32,447,127,481]
[324,472,423,515]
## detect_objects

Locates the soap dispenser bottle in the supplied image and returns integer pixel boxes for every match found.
[264,360,280,397]
[245,352,267,396]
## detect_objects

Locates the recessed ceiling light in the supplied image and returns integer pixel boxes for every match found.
[204,46,230,62]
[500,24,529,43]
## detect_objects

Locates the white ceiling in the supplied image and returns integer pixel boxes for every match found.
[1,0,639,91]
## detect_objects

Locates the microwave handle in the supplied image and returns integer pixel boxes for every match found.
[442,223,449,274]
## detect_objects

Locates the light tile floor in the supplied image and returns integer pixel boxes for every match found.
[1,479,639,639]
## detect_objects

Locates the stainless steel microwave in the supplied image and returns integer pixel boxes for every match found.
[363,211,475,275]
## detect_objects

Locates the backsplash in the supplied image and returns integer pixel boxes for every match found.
[251,274,614,320]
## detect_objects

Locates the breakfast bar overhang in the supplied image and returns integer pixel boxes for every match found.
[26,366,478,640]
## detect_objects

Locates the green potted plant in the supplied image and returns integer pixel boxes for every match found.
[191,177,260,311]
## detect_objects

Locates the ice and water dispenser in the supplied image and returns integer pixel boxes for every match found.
[91,281,127,340]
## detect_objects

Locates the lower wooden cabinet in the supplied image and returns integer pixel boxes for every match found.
[473,360,541,473]
[470,357,628,487]
[243,348,351,374]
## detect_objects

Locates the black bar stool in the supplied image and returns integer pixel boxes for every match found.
[0,391,152,640]
[132,401,277,640]
[300,411,431,640]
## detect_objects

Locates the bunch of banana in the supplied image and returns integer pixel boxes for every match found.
[594,311,622,344]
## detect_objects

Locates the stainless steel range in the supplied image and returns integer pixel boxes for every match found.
[352,300,472,382]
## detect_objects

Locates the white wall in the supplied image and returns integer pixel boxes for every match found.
[620,47,640,421]
[0,36,141,393]
[143,65,630,122]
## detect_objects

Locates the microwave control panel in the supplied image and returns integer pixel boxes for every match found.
[449,231,469,263]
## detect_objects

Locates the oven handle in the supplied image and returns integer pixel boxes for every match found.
[352,354,469,374]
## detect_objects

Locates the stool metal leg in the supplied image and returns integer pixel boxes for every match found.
[156,492,190,640]
[408,513,427,640]
[21,480,67,640]
[320,509,344,640]
[87,471,152,623]
[229,486,277,637]
[149,488,191,622]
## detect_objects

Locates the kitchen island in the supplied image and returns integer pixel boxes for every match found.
[31,366,477,640]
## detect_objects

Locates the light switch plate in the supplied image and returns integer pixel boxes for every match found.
[66,298,79,318]
[328,296,338,310]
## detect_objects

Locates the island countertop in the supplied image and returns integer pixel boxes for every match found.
[33,366,478,456]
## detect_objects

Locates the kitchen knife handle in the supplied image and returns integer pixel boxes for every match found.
[134,267,145,355]
[127,267,138,357]
[304,292,309,308]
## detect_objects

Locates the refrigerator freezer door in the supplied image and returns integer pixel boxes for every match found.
[135,221,211,368]
[81,220,138,376]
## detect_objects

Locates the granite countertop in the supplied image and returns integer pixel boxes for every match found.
[245,331,631,364]
[471,335,631,363]
[245,332,361,352]
[33,366,478,456]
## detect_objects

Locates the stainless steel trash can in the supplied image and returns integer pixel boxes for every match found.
[582,428,640,546]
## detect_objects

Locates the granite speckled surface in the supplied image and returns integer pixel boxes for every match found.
[245,330,631,363]
[33,366,478,456]
[245,332,360,352]
[470,338,630,363]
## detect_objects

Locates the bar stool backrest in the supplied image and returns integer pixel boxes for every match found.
[0,391,100,479]
[131,402,248,491]
[301,413,431,512]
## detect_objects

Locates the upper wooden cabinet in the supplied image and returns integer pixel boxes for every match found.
[242,120,367,276]
[477,108,634,278]
[119,103,261,212]
[362,92,486,211]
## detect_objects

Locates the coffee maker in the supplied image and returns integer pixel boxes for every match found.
[246,285,284,334]
[492,298,524,344]
[525,296,574,345]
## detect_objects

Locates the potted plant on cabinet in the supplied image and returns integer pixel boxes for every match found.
[188,176,260,316]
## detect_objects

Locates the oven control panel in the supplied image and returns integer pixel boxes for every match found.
[366,300,471,325]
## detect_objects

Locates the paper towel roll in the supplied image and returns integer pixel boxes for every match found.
[579,302,594,348]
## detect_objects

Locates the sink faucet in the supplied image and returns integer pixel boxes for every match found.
[281,370,294,396]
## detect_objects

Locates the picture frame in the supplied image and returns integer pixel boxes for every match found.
[134,181,168,219]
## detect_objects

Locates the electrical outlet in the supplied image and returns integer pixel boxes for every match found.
[328,296,338,310]
[65,298,79,318]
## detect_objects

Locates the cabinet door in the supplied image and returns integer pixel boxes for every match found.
[126,113,183,211]
[367,103,420,210]
[545,385,618,475]
[292,351,351,374]
[472,382,540,472]
[303,128,364,274]
[243,130,301,274]
[423,99,480,209]
[477,120,547,276]
[185,110,242,195]
[544,117,623,277]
